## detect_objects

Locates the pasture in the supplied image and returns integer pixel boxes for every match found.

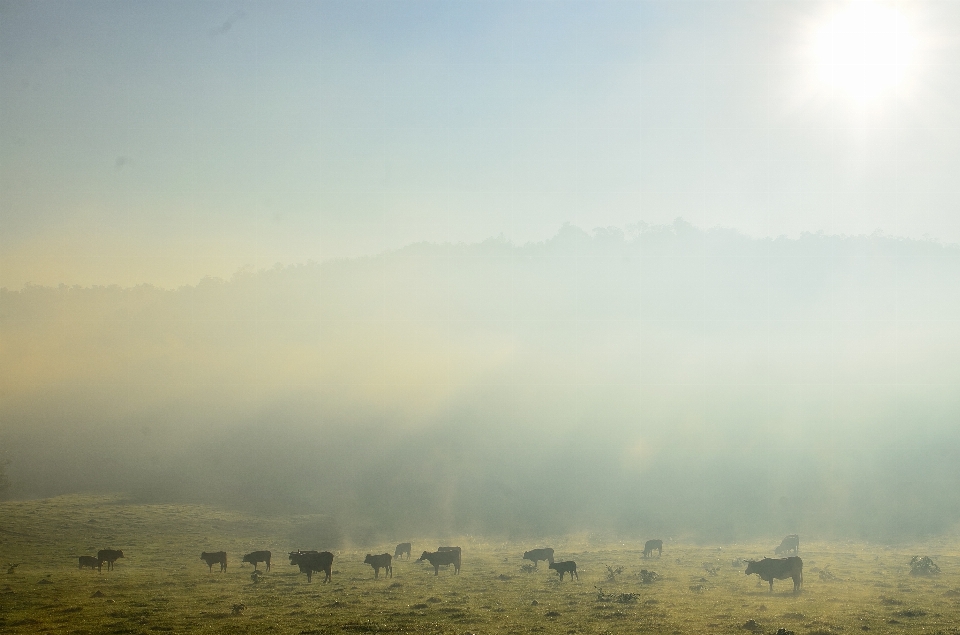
[2,496,960,634]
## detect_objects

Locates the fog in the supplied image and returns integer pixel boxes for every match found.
[3,221,960,544]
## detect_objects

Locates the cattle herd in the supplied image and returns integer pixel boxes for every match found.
[75,535,808,593]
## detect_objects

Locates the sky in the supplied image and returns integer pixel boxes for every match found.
[3,0,960,289]
[5,1,960,540]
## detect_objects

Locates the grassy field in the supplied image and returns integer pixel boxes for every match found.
[2,496,960,634]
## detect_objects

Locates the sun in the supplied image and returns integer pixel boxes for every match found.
[811,1,917,108]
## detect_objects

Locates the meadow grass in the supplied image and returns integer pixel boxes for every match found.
[2,495,960,634]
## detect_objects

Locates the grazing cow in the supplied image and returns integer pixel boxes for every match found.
[200,551,227,572]
[417,550,461,575]
[774,534,800,556]
[289,550,334,583]
[745,557,803,593]
[242,550,271,571]
[549,560,578,581]
[643,539,663,558]
[97,549,124,572]
[523,548,555,568]
[394,542,412,560]
[78,556,99,570]
[364,553,393,579]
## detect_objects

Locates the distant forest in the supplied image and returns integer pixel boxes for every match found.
[3,220,960,543]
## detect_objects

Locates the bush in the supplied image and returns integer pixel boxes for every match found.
[909,556,940,576]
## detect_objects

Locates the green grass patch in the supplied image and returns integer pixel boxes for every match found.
[2,495,960,633]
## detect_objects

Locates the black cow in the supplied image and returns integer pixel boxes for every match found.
[289,550,334,583]
[242,550,271,571]
[78,556,99,570]
[745,557,803,593]
[364,553,393,579]
[643,539,663,558]
[523,548,555,568]
[97,549,124,572]
[201,551,227,572]
[394,542,412,560]
[774,534,799,556]
[417,549,461,575]
[549,560,578,581]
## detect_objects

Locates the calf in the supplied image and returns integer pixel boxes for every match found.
[523,547,555,568]
[774,534,799,556]
[364,553,393,579]
[417,549,461,575]
[549,560,578,581]
[242,550,271,571]
[745,557,803,593]
[394,542,412,560]
[97,549,124,572]
[78,556,99,570]
[289,550,334,583]
[201,551,227,572]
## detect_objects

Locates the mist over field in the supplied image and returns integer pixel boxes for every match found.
[4,221,960,544]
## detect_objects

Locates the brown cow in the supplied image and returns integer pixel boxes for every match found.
[523,548,555,567]
[643,539,663,558]
[242,550,271,571]
[201,551,227,572]
[289,550,333,583]
[97,549,124,572]
[774,534,799,556]
[549,560,578,581]
[78,556,99,570]
[364,553,393,579]
[745,557,803,593]
[417,549,461,575]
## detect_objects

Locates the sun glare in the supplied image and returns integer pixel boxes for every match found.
[811,1,917,108]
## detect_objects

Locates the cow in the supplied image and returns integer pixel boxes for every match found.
[774,534,799,556]
[394,543,412,560]
[242,550,271,571]
[417,549,461,575]
[289,550,334,583]
[78,556,99,570]
[523,548,555,568]
[745,557,803,593]
[200,551,227,572]
[364,553,393,579]
[97,549,124,572]
[643,539,663,558]
[549,560,578,581]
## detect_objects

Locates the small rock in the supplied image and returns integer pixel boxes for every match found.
[742,619,762,631]
[91,590,105,598]
[37,579,52,585]
[531,600,539,606]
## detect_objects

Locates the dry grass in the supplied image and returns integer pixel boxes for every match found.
[3,495,960,634]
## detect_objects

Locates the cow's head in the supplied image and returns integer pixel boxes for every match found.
[744,560,758,576]
[363,554,374,565]
[416,551,431,562]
